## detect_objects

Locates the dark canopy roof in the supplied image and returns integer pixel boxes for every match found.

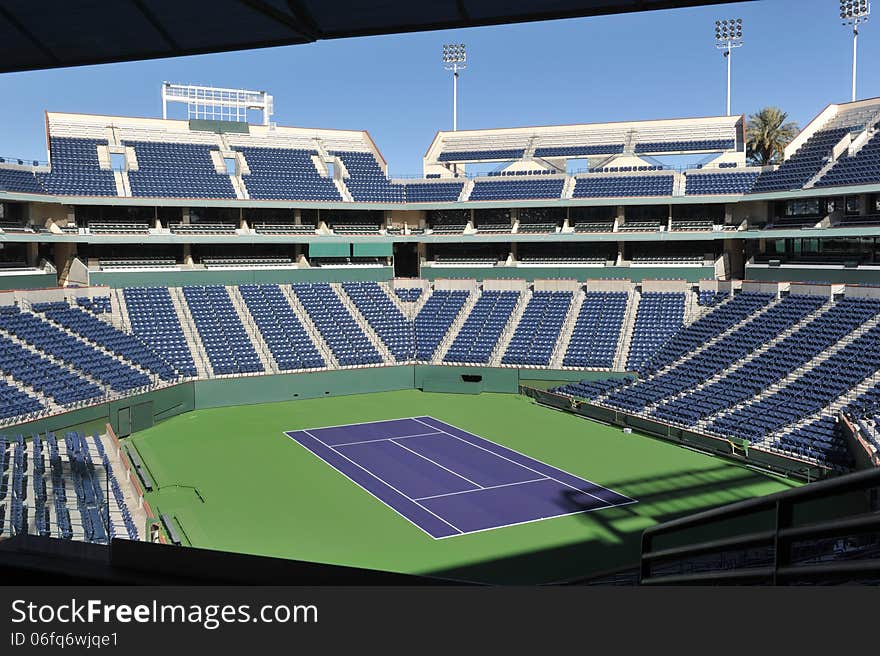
[1,0,749,74]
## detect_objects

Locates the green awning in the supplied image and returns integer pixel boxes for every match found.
[353,242,393,257]
[309,242,351,258]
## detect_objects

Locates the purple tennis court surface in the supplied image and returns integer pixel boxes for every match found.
[284,416,635,538]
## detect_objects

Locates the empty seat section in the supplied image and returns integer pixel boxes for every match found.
[751,127,851,192]
[533,144,624,158]
[709,321,880,442]
[0,167,44,194]
[35,303,177,381]
[625,292,686,370]
[413,290,469,360]
[395,288,423,303]
[38,138,116,196]
[562,292,628,368]
[238,285,324,371]
[331,151,405,202]
[685,171,759,195]
[437,149,524,161]
[502,291,573,366]
[0,378,43,420]
[237,147,341,201]
[0,306,149,392]
[341,282,414,361]
[639,292,777,375]
[181,286,264,375]
[552,377,629,400]
[126,141,236,199]
[0,332,102,406]
[635,139,735,153]
[770,416,851,467]
[291,284,382,366]
[815,125,880,188]
[122,287,197,377]
[469,177,565,200]
[573,175,674,198]
[655,297,880,426]
[444,291,520,364]
[405,182,464,202]
[606,294,823,415]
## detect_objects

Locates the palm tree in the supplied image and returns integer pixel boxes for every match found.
[746,107,800,166]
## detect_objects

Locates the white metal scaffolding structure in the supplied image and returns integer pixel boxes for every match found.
[161,82,274,125]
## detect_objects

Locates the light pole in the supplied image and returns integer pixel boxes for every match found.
[442,43,467,131]
[841,0,871,102]
[714,18,744,117]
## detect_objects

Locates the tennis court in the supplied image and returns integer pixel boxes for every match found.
[286,416,635,538]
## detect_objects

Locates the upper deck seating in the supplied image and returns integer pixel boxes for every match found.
[126,141,236,199]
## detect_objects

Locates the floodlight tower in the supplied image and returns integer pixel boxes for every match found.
[841,0,871,102]
[714,18,744,117]
[442,44,467,131]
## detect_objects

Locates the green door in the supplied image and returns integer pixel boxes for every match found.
[118,406,132,437]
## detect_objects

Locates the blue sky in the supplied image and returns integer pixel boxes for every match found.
[1,0,877,175]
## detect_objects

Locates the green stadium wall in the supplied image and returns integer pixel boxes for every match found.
[0,365,624,438]
[192,366,414,408]
[420,265,714,282]
[0,272,59,290]
[745,265,880,285]
[88,267,393,287]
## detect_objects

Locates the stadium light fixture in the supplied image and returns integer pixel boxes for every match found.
[442,43,467,131]
[840,0,871,102]
[714,18,744,117]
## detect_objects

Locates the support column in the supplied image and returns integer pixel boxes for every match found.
[26,243,39,268]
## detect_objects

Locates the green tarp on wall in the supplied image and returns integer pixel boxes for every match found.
[309,242,351,258]
[353,242,393,257]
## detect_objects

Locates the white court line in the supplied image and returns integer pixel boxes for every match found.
[389,438,483,489]
[432,501,639,540]
[413,477,548,501]
[329,431,443,448]
[289,416,425,432]
[411,417,615,507]
[300,429,464,537]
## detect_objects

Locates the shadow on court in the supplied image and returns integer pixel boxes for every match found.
[425,464,790,584]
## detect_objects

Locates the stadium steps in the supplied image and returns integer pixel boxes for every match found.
[550,288,585,369]
[111,170,126,197]
[433,288,480,363]
[226,286,279,374]
[378,282,413,318]
[682,288,700,325]
[0,325,108,402]
[279,285,339,368]
[698,307,880,431]
[109,288,131,332]
[331,283,396,364]
[561,176,576,199]
[168,288,214,378]
[457,179,474,202]
[410,284,433,318]
[672,172,686,197]
[612,289,640,372]
[334,178,354,202]
[230,174,249,200]
[491,289,533,366]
